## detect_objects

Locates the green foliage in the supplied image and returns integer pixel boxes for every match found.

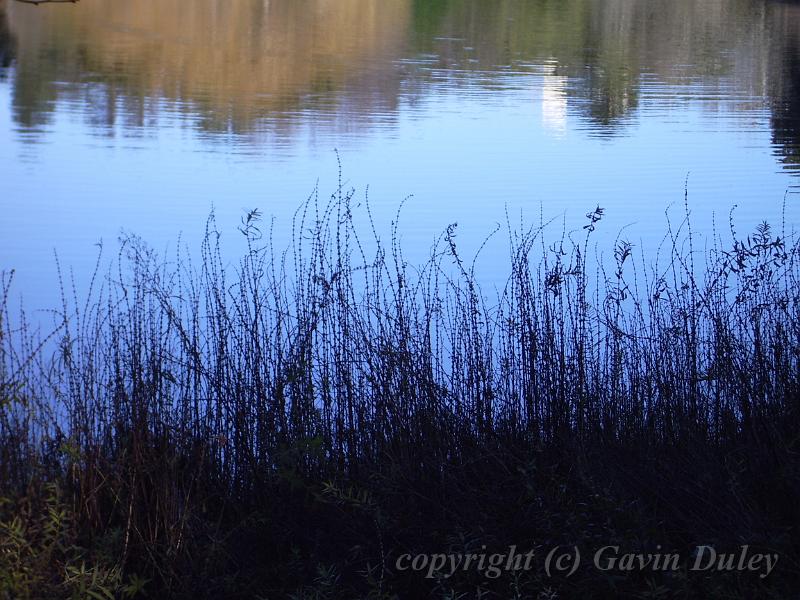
[0,483,148,600]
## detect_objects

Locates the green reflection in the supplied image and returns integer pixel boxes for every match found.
[0,2,15,72]
[411,0,454,48]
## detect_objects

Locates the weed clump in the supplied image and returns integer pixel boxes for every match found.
[1,183,798,597]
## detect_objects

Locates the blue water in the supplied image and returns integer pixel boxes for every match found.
[1,0,798,325]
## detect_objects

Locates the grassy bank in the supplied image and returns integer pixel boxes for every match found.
[1,183,798,598]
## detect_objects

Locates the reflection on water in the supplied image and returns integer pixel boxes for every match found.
[0,1,14,73]
[5,0,410,139]
[541,73,568,135]
[2,0,800,150]
[768,1,800,173]
[1,0,800,320]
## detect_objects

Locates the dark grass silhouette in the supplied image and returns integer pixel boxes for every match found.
[1,180,799,598]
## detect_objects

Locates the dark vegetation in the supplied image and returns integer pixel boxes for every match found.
[1,180,799,598]
[0,1,15,72]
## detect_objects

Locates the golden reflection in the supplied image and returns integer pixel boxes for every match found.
[7,0,410,131]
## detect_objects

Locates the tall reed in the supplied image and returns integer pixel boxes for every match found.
[1,181,798,596]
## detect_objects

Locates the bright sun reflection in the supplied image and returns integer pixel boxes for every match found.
[541,71,568,135]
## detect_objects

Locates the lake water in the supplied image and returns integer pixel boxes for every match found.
[1,0,799,322]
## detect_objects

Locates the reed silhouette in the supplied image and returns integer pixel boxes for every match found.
[1,180,798,597]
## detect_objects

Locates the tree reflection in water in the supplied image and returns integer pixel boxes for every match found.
[3,0,800,161]
[769,1,800,173]
[0,1,16,72]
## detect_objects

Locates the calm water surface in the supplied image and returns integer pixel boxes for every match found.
[1,0,799,318]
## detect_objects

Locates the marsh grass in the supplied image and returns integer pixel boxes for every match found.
[1,180,799,598]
